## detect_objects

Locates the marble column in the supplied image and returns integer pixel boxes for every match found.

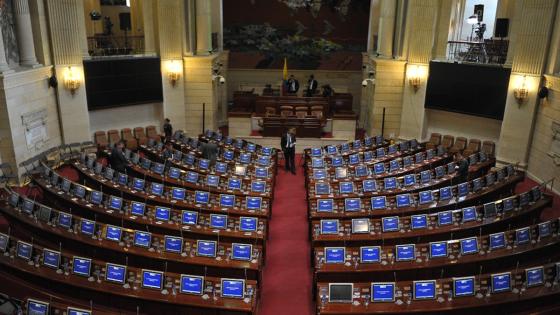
[377,0,397,58]
[142,0,156,55]
[0,28,12,72]
[13,0,39,66]
[195,0,212,55]
[76,0,90,59]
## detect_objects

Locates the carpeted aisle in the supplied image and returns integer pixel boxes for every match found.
[260,154,313,315]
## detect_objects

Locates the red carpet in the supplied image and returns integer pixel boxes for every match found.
[260,154,313,315]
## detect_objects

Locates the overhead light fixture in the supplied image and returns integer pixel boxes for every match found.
[167,60,182,87]
[513,75,529,104]
[467,14,478,24]
[63,66,81,96]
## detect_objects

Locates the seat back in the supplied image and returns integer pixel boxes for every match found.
[454,137,467,150]
[467,139,481,151]
[146,125,159,141]
[122,128,138,150]
[482,140,496,156]
[280,105,293,117]
[265,107,276,117]
[94,131,108,148]
[428,133,442,145]
[441,135,454,149]
[107,130,120,145]
[134,127,148,145]
[295,110,307,119]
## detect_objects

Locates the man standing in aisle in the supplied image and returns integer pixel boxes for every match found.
[281,127,297,174]
[110,140,129,173]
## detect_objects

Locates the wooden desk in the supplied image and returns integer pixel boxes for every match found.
[261,116,323,138]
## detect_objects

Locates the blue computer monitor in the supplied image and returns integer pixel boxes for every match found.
[396,194,411,208]
[251,181,266,193]
[207,175,220,187]
[371,283,395,302]
[360,246,380,263]
[435,166,445,178]
[364,137,373,147]
[489,232,506,250]
[196,240,217,257]
[80,219,95,236]
[228,178,242,190]
[90,191,103,205]
[232,243,252,261]
[437,211,453,226]
[171,188,186,200]
[486,173,496,186]
[255,167,268,178]
[413,280,436,300]
[134,231,151,248]
[483,202,497,218]
[419,191,433,205]
[383,177,397,190]
[221,279,245,299]
[395,244,415,261]
[400,141,409,152]
[315,183,330,195]
[42,249,60,269]
[341,143,350,152]
[151,163,164,174]
[210,214,228,229]
[519,192,531,207]
[502,197,515,212]
[373,163,385,175]
[335,167,348,179]
[439,187,453,201]
[180,275,204,295]
[155,207,171,221]
[239,153,251,164]
[262,147,273,156]
[348,154,360,165]
[108,196,122,211]
[150,183,164,196]
[516,227,531,245]
[312,158,324,168]
[72,256,91,277]
[388,145,397,155]
[460,237,479,255]
[105,263,126,284]
[131,178,146,192]
[182,210,198,225]
[257,156,270,166]
[538,221,552,238]
[220,194,235,207]
[317,199,334,212]
[382,216,399,232]
[352,218,370,234]
[426,149,435,160]
[141,158,151,170]
[420,170,431,184]
[415,152,424,164]
[246,143,256,152]
[313,169,327,180]
[240,217,258,232]
[355,165,368,177]
[344,198,360,212]
[371,196,387,210]
[453,277,475,297]
[327,145,337,155]
[389,160,400,172]
[462,207,477,222]
[457,183,469,197]
[411,214,428,230]
[74,185,86,198]
[195,191,210,204]
[472,178,483,192]
[214,162,228,174]
[199,158,210,170]
[363,151,373,162]
[324,247,345,264]
[362,180,377,192]
[376,148,385,158]
[223,150,234,161]
[311,148,322,157]
[105,225,122,242]
[164,235,183,253]
[403,174,416,187]
[353,139,362,149]
[142,270,163,290]
[61,179,72,192]
[168,167,181,179]
[531,187,542,201]
[429,241,448,258]
[491,272,511,293]
[27,299,49,315]
[58,212,72,229]
[246,197,262,210]
[331,156,343,167]
[526,266,544,287]
[130,202,145,216]
[321,219,339,234]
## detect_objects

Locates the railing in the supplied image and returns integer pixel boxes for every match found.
[447,39,509,65]
[87,35,145,56]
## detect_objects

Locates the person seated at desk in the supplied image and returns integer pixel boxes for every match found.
[201,142,219,165]
[306,74,318,97]
[321,84,334,97]
[110,140,129,173]
[454,152,469,184]
[281,127,297,175]
[162,141,174,160]
[285,75,299,94]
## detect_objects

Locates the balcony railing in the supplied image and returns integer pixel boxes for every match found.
[87,35,145,57]
[447,39,509,65]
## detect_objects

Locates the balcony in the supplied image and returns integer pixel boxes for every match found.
[87,35,145,57]
[447,39,509,65]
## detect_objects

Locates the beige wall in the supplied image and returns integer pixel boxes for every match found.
[88,102,163,134]
[425,109,502,144]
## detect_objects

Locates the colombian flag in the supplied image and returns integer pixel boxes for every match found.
[282,57,288,80]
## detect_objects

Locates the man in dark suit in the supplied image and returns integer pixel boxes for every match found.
[110,140,129,173]
[306,74,318,97]
[201,142,218,165]
[281,127,297,174]
[286,75,299,94]
[163,118,173,141]
[162,141,174,160]
[454,152,470,184]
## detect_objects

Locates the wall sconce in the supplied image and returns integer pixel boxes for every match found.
[513,75,529,104]
[167,60,182,87]
[212,74,226,85]
[408,65,422,93]
[63,66,81,95]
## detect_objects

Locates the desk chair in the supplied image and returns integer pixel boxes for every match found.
[107,129,120,146]
[482,140,496,156]
[134,127,148,146]
[146,125,160,141]
[94,131,108,150]
[441,135,454,150]
[280,106,294,117]
[463,139,481,157]
[426,133,442,150]
[0,163,17,187]
[449,136,467,154]
[121,128,138,150]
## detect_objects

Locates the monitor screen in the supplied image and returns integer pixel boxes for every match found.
[538,221,551,238]
[383,177,397,190]
[134,231,151,248]
[181,211,198,225]
[234,165,247,177]
[171,188,186,200]
[197,240,217,257]
[239,153,251,164]
[419,191,433,205]
[328,283,353,303]
[426,148,434,160]
[142,270,163,290]
[502,197,515,212]
[341,143,350,152]
[437,211,453,226]
[155,207,171,221]
[313,169,327,180]
[228,178,242,190]
[364,137,373,147]
[257,156,270,166]
[526,267,544,287]
[389,160,400,172]
[447,162,456,174]
[351,218,370,234]
[462,207,477,222]
[457,183,469,197]
[195,191,210,204]
[317,199,334,212]
[168,167,181,179]
[371,196,387,210]
[67,308,91,315]
[199,158,210,170]
[453,277,475,297]
[180,275,204,295]
[216,162,229,174]
[413,280,436,300]
[331,156,343,167]
[210,214,228,229]
[80,219,95,236]
[312,158,324,168]
[360,246,380,263]
[403,156,413,167]
[439,187,453,201]
[460,237,479,255]
[232,243,252,261]
[106,263,127,284]
[27,299,49,315]
[506,164,514,176]
[164,235,183,253]
[469,154,478,165]
[496,168,505,181]
[61,179,72,192]
[486,173,496,186]
[374,163,385,175]
[362,180,377,192]
[0,233,8,252]
[324,247,345,264]
[185,171,199,184]
[8,192,19,208]
[151,163,164,175]
[58,212,72,229]
[240,217,258,232]
[395,244,415,261]
[21,198,34,214]
[37,206,52,223]
[348,154,360,165]
[355,165,368,177]
[489,232,506,250]
[491,272,511,293]
[72,257,92,277]
[42,249,60,269]
[363,151,373,162]
[90,191,103,205]
[150,183,164,196]
[251,181,266,193]
[400,141,409,151]
[396,194,411,208]
[315,183,331,195]
[105,225,122,242]
[234,139,243,149]
[388,145,397,155]
[221,279,245,299]
[429,241,448,258]
[132,178,145,191]
[415,152,424,164]
[255,167,267,178]
[382,216,399,232]
[183,154,195,165]
[220,194,235,207]
[130,202,145,216]
[335,167,348,179]
[353,139,362,149]
[519,192,531,207]
[108,196,122,211]
[344,198,360,212]
[321,219,339,234]
[223,150,234,160]
[371,283,395,302]
[403,174,416,187]
[483,202,497,217]
[420,170,431,184]
[516,227,531,245]
[311,147,322,157]
[247,143,256,152]
[531,187,542,201]
[246,197,262,210]
[327,145,337,155]
[435,166,445,178]
[411,214,428,229]
[141,158,151,170]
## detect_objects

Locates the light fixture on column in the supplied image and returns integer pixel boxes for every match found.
[63,66,81,95]
[213,74,226,85]
[362,70,375,87]
[513,75,529,104]
[407,65,422,93]
[167,60,182,87]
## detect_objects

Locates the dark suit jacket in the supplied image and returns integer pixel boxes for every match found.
[110,147,128,172]
[307,79,318,92]
[286,79,299,93]
[281,133,296,152]
[457,158,469,180]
